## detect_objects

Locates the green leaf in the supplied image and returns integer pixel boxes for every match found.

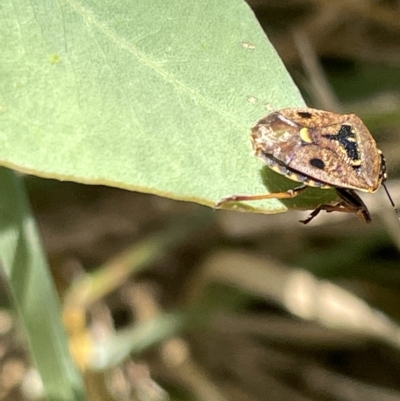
[0,0,337,213]
[0,169,86,401]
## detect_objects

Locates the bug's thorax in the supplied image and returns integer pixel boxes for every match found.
[251,108,383,193]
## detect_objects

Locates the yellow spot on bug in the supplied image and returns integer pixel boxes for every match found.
[299,127,312,143]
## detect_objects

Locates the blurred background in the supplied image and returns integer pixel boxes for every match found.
[2,1,400,400]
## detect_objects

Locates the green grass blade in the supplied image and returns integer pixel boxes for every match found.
[0,168,87,401]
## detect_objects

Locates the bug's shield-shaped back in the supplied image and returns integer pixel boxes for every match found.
[251,109,383,193]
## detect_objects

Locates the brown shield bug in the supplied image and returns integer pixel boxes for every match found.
[216,108,396,223]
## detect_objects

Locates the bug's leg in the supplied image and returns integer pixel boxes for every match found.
[335,188,371,222]
[299,206,323,224]
[301,203,367,224]
[300,189,372,224]
[300,203,355,224]
[215,185,308,208]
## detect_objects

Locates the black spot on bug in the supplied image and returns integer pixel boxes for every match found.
[310,158,325,169]
[323,124,360,161]
[297,111,313,119]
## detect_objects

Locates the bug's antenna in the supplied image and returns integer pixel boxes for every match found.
[382,182,399,219]
[382,182,395,207]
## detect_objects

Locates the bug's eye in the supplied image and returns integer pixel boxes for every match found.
[310,158,325,169]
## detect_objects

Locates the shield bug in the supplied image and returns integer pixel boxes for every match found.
[216,107,395,224]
